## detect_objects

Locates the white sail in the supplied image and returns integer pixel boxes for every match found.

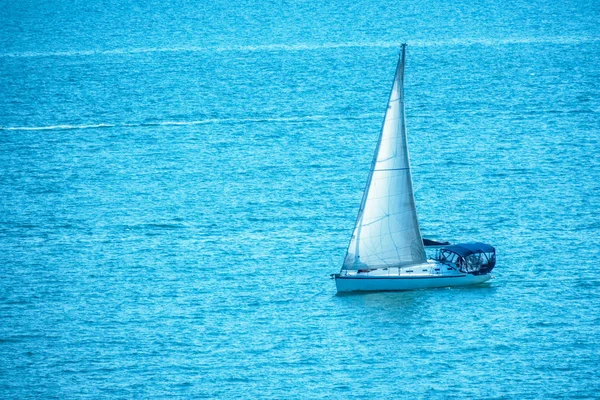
[343,45,426,270]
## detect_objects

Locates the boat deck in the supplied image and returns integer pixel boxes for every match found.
[340,261,462,278]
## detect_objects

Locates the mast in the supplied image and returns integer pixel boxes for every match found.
[342,44,426,270]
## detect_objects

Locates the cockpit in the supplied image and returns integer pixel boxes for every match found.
[435,242,496,275]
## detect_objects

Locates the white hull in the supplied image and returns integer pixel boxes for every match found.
[335,263,492,293]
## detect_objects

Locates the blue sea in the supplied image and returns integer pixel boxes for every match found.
[1,0,600,398]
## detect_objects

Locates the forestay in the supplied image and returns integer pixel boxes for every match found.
[343,45,426,270]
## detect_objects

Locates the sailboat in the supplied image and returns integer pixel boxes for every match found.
[334,44,496,293]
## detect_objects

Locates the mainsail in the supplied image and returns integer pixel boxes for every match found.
[343,45,426,270]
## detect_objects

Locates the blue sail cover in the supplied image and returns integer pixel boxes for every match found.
[442,242,495,258]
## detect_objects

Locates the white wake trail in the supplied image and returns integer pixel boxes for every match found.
[2,36,598,59]
[0,114,379,132]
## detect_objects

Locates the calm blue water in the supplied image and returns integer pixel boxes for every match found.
[1,0,600,398]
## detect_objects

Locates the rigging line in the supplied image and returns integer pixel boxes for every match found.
[360,214,390,227]
[368,238,392,267]
[373,168,410,172]
[386,193,403,262]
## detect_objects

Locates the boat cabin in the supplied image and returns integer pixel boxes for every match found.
[435,242,496,275]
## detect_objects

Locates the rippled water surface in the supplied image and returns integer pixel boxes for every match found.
[1,0,600,398]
